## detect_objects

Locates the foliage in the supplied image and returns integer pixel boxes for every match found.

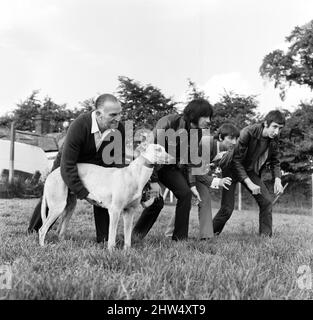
[259,19,313,183]
[0,90,83,132]
[185,79,208,101]
[13,91,42,131]
[212,91,260,131]
[0,171,43,198]
[184,80,260,131]
[260,20,313,99]
[278,102,313,180]
[77,97,96,112]
[117,76,178,129]
[40,96,81,132]
[0,112,14,128]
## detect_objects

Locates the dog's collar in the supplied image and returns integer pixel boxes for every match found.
[143,160,154,168]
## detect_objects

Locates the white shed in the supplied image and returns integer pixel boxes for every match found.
[0,140,50,179]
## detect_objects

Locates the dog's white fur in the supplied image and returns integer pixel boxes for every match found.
[38,144,171,250]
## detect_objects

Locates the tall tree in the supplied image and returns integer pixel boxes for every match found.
[279,102,313,179]
[78,97,96,112]
[185,79,207,101]
[0,112,14,128]
[13,90,42,131]
[260,20,313,99]
[212,91,260,131]
[182,80,260,131]
[117,76,177,129]
[0,90,79,132]
[41,96,76,132]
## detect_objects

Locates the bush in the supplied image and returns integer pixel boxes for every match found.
[0,171,43,198]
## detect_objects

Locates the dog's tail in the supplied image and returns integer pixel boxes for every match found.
[41,186,48,225]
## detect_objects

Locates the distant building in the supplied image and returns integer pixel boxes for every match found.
[0,114,68,180]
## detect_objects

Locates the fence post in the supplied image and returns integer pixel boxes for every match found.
[9,121,15,184]
[238,182,242,211]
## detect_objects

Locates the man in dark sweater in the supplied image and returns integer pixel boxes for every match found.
[213,110,286,237]
[132,99,214,241]
[27,93,125,243]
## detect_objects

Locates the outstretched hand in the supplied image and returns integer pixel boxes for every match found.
[219,177,232,190]
[247,182,261,195]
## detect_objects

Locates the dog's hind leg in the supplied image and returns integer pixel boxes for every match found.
[108,207,122,251]
[58,194,77,241]
[39,208,64,246]
[122,209,135,250]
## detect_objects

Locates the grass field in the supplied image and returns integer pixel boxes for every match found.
[0,198,313,300]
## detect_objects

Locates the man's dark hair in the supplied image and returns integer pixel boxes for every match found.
[183,99,213,125]
[264,110,285,126]
[215,123,240,140]
[95,94,119,109]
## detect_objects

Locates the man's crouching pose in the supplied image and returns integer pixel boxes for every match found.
[213,110,286,237]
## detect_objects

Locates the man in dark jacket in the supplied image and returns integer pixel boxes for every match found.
[132,99,214,241]
[165,123,239,240]
[27,93,126,243]
[213,110,286,237]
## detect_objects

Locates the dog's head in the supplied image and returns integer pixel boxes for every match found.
[141,144,174,165]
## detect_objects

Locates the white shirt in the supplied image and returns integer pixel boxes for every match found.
[91,111,115,151]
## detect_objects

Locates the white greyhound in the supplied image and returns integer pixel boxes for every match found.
[38,144,173,251]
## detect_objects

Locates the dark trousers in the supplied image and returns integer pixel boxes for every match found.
[213,170,273,236]
[93,206,109,243]
[133,166,192,240]
[132,196,164,239]
[27,198,50,232]
[28,198,109,243]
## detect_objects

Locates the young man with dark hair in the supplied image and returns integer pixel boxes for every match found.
[165,123,240,240]
[213,110,285,237]
[215,123,240,144]
[132,98,214,241]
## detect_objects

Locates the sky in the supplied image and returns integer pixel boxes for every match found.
[0,0,313,116]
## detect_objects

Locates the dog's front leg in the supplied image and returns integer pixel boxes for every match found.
[122,209,135,250]
[108,207,121,252]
